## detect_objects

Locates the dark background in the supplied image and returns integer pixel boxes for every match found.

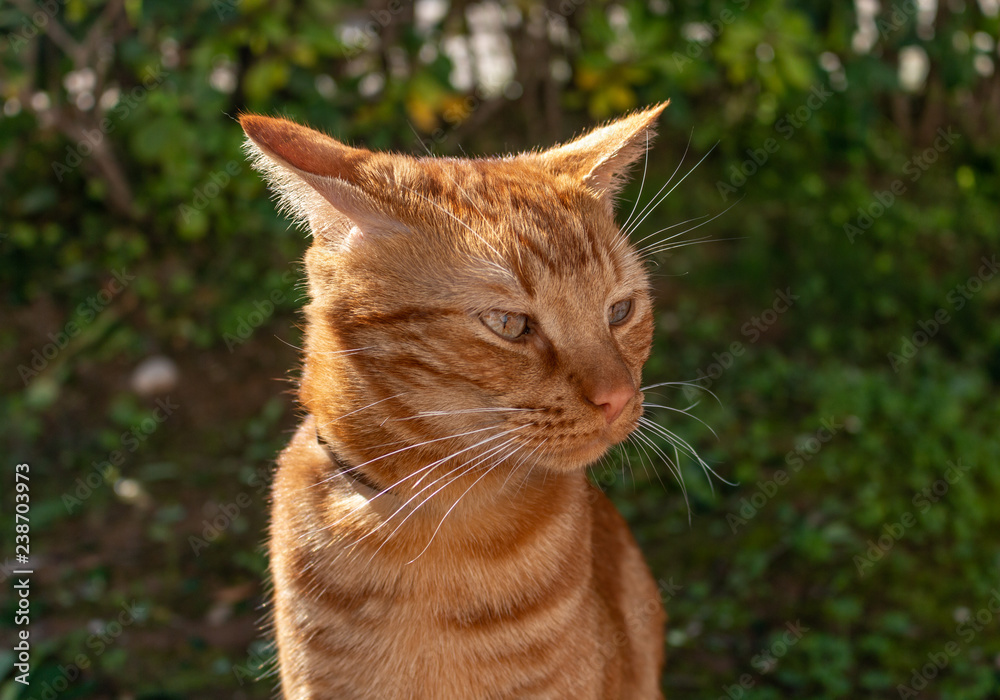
[2,0,999,698]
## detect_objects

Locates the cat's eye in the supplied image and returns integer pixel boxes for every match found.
[481,310,528,340]
[608,299,633,325]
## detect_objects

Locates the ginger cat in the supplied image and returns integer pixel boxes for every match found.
[241,103,668,699]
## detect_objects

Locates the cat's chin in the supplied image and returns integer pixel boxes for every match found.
[540,434,621,471]
[533,414,644,470]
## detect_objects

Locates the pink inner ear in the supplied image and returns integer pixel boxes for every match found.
[240,114,368,183]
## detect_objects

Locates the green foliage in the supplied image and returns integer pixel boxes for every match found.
[2,0,999,697]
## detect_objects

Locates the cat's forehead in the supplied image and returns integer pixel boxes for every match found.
[368,158,641,314]
[413,157,583,218]
[405,157,639,285]
[406,158,615,253]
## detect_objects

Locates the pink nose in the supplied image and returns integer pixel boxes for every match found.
[588,383,634,424]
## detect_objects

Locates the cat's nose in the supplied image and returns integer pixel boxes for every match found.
[588,383,634,424]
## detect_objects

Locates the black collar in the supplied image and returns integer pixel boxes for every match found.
[315,426,385,494]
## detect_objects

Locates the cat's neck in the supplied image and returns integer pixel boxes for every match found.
[315,427,388,495]
[302,416,591,562]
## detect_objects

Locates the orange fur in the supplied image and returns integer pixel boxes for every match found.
[241,104,669,699]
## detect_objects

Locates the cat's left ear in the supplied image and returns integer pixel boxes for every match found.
[533,101,669,208]
[239,114,400,244]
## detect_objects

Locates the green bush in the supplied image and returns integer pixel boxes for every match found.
[2,0,998,697]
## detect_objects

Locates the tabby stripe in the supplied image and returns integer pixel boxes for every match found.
[446,576,585,633]
[584,223,605,267]
[381,354,498,391]
[355,306,460,326]
[290,550,386,615]
[516,230,559,274]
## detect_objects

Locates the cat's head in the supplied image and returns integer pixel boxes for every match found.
[241,104,666,480]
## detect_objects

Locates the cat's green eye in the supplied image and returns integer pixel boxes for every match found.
[609,299,633,325]
[481,310,528,340]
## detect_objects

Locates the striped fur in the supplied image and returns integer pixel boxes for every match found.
[242,104,669,699]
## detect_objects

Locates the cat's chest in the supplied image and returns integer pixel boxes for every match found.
[309,496,594,616]
[274,514,606,698]
[311,574,606,700]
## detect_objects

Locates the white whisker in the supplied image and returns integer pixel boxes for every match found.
[625,431,656,490]
[630,429,689,518]
[408,441,527,563]
[316,392,406,429]
[620,130,652,233]
[507,437,549,498]
[387,407,540,423]
[407,120,436,157]
[367,435,524,561]
[640,234,717,258]
[408,425,527,489]
[622,141,717,239]
[276,337,373,356]
[305,426,526,539]
[630,213,710,248]
[630,430,674,490]
[620,442,636,486]
[639,416,735,491]
[636,197,743,256]
[621,129,694,240]
[641,381,724,407]
[642,234,746,259]
[309,423,510,488]
[338,430,522,547]
[642,402,719,440]
[501,436,542,490]
[399,184,510,276]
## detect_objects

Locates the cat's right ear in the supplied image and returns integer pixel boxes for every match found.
[533,102,669,212]
[239,114,395,243]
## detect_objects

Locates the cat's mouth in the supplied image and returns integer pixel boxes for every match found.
[539,438,613,470]
[542,425,634,468]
